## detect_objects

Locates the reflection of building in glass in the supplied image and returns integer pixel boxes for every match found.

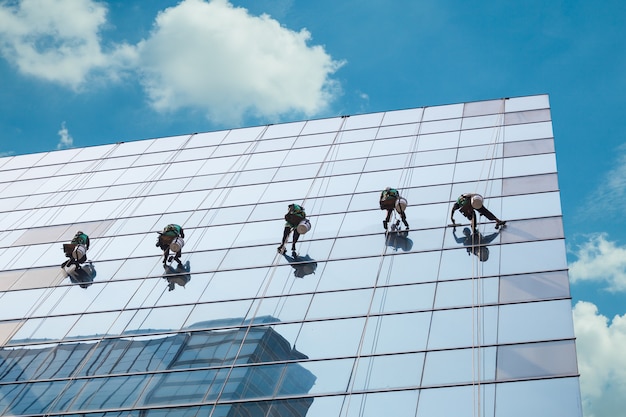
[1,318,315,416]
[0,95,582,416]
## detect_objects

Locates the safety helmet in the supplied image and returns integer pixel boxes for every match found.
[385,186,391,191]
[470,194,484,209]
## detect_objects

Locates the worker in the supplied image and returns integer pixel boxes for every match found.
[277,203,308,257]
[156,224,185,266]
[450,193,506,232]
[61,230,90,270]
[379,187,409,230]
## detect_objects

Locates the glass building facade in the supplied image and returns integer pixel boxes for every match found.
[0,94,582,416]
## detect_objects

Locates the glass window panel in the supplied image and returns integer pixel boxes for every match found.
[160,159,207,180]
[422,346,496,385]
[306,288,373,320]
[97,155,140,171]
[222,125,266,144]
[495,378,582,417]
[353,352,424,390]
[16,163,63,181]
[505,94,549,112]
[254,136,295,152]
[464,99,504,117]
[300,358,355,394]
[0,288,49,320]
[453,159,504,183]
[505,109,551,125]
[502,192,562,220]
[503,121,553,142]
[343,112,384,129]
[276,317,366,359]
[500,240,567,275]
[113,165,162,185]
[292,131,338,148]
[500,271,570,303]
[502,173,559,195]
[131,150,176,167]
[423,103,464,121]
[459,125,504,147]
[263,120,306,139]
[319,158,367,177]
[412,148,458,166]
[371,283,436,314]
[416,131,460,151]
[500,217,564,243]
[36,148,83,166]
[184,130,229,149]
[417,384,496,417]
[503,154,556,177]
[434,277,499,309]
[1,177,46,198]
[456,143,504,162]
[300,117,345,135]
[315,257,379,292]
[461,113,502,130]
[364,154,410,172]
[11,266,67,291]
[342,391,420,417]
[285,145,332,165]
[0,153,44,170]
[381,107,424,125]
[145,135,190,153]
[336,126,378,143]
[70,144,117,162]
[361,312,431,354]
[497,340,578,380]
[439,245,503,281]
[420,118,462,134]
[9,314,79,343]
[428,306,498,350]
[385,250,443,285]
[498,300,575,343]
[0,321,23,345]
[53,159,93,176]
[108,140,153,157]
[376,124,419,141]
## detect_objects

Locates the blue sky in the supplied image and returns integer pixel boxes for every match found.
[0,0,625,415]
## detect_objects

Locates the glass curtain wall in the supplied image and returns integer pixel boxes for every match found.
[0,94,582,416]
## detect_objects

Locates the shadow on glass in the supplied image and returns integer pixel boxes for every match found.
[162,261,191,291]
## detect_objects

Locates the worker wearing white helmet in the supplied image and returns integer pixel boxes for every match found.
[451,193,506,232]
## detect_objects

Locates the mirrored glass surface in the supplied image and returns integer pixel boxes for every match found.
[0,95,581,416]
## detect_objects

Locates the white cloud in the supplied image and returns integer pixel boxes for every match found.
[0,0,343,123]
[56,121,73,149]
[0,0,137,89]
[135,0,344,124]
[573,301,626,417]
[569,233,626,291]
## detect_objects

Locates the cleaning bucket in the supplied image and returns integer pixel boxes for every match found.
[395,197,408,213]
[296,219,311,235]
[170,237,184,252]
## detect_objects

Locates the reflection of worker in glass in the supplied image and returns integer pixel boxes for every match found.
[450,193,505,233]
[68,261,97,289]
[385,221,413,252]
[283,253,317,278]
[156,224,185,266]
[61,230,90,270]
[453,227,500,262]
[163,261,191,291]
